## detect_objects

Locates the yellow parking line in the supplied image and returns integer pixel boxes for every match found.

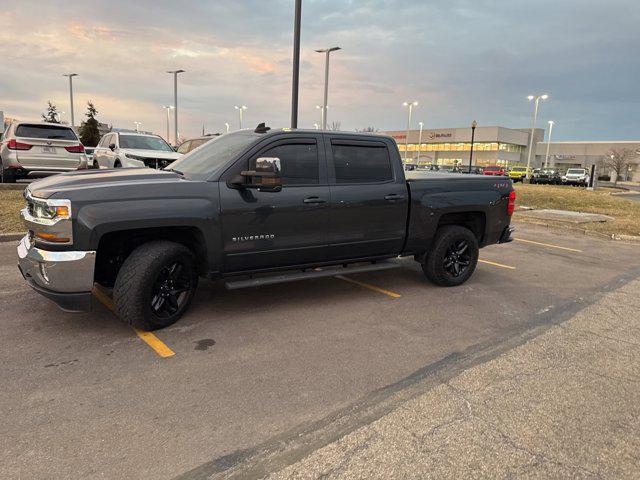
[478,259,516,270]
[92,285,175,358]
[133,328,176,358]
[335,275,402,298]
[514,237,583,253]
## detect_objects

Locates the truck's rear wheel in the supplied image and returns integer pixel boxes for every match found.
[422,225,478,287]
[113,241,198,330]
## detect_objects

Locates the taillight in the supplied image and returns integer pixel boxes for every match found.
[7,139,32,150]
[507,190,516,216]
[65,144,85,153]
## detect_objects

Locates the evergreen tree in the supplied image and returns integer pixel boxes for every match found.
[41,101,60,123]
[79,101,101,147]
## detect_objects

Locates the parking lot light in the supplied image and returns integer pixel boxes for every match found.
[417,122,424,163]
[525,94,549,181]
[402,101,418,161]
[315,47,341,130]
[133,121,142,132]
[544,120,554,169]
[162,106,174,143]
[234,105,247,130]
[166,70,185,145]
[62,74,78,128]
[225,122,230,133]
[469,120,477,173]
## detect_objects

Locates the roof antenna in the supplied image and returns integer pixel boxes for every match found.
[254,122,271,134]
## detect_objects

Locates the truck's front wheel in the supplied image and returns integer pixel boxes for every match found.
[113,241,198,330]
[422,225,479,287]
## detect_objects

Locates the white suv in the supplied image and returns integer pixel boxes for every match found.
[562,168,589,186]
[0,121,88,183]
[92,132,180,169]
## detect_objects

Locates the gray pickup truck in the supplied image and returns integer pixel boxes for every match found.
[18,126,515,330]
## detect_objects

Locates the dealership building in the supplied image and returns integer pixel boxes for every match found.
[383,126,640,181]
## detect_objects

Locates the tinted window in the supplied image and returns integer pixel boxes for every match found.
[331,142,393,183]
[252,142,319,185]
[176,141,191,154]
[119,135,173,151]
[16,124,77,140]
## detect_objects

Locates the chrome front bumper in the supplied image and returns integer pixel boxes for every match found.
[17,235,96,312]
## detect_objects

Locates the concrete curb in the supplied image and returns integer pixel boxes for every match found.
[0,232,24,243]
[512,218,640,243]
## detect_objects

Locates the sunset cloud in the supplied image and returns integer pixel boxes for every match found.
[0,0,638,140]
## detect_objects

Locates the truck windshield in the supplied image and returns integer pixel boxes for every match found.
[167,131,259,180]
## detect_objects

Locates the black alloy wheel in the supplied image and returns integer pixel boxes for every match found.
[442,239,472,278]
[150,261,193,318]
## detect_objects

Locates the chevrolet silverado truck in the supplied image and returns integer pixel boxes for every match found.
[17,125,516,330]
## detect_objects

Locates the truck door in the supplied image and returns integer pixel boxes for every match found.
[325,136,409,259]
[219,135,329,272]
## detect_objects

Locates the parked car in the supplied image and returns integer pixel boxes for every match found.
[176,135,218,155]
[92,132,180,169]
[17,126,515,330]
[438,165,463,173]
[483,165,507,176]
[0,121,87,183]
[530,168,562,185]
[461,166,484,175]
[562,168,589,186]
[508,166,533,182]
[84,146,95,165]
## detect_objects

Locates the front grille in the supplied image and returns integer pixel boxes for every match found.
[142,158,172,169]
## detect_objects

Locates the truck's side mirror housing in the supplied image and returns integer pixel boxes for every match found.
[232,157,282,191]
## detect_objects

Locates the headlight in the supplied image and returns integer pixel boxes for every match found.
[125,153,145,161]
[32,201,70,220]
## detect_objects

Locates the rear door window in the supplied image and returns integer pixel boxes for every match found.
[15,124,77,140]
[331,141,393,184]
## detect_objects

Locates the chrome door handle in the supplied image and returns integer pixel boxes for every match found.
[384,194,405,201]
[303,197,326,204]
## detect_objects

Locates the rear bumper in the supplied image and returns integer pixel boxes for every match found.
[499,226,515,243]
[17,235,95,312]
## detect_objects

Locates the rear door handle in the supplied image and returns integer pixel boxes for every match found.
[303,197,326,204]
[384,194,405,201]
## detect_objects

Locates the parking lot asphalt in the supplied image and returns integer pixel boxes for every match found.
[1,223,639,479]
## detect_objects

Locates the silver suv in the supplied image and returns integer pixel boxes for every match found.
[92,132,180,169]
[1,121,88,183]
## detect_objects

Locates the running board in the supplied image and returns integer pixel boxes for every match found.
[225,260,401,290]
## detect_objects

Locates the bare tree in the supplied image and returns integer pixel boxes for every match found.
[604,148,635,184]
[356,126,378,133]
[329,121,341,131]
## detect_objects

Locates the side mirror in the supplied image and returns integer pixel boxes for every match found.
[235,157,282,191]
[109,143,116,151]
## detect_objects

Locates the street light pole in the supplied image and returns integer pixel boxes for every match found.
[133,121,142,132]
[162,105,174,142]
[234,105,247,130]
[62,73,78,128]
[469,120,477,173]
[402,101,418,162]
[525,94,548,181]
[315,47,341,130]
[167,69,185,145]
[291,0,302,128]
[544,120,554,169]
[225,122,230,133]
[417,121,424,164]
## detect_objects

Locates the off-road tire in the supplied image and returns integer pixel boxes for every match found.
[422,225,479,287]
[113,241,198,330]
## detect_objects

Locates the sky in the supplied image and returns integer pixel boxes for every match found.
[1,0,639,141]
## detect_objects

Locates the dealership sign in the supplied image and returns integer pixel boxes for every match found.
[428,131,452,140]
